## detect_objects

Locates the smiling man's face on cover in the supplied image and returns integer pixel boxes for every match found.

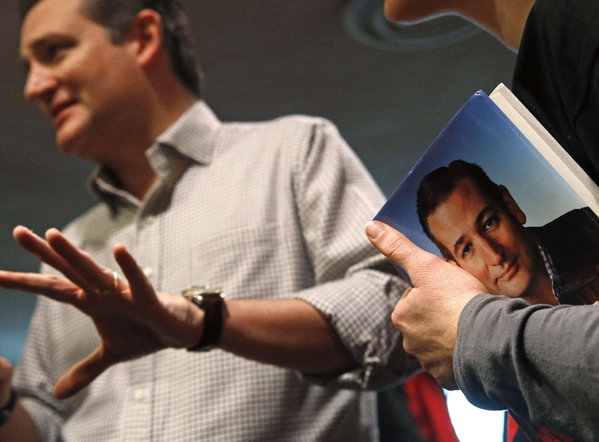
[426,177,553,304]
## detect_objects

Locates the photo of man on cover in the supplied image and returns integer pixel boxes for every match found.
[416,159,599,307]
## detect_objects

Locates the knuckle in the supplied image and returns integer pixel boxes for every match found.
[418,252,438,269]
[391,305,404,329]
[47,274,64,288]
[391,311,401,329]
[400,287,412,300]
[386,236,409,260]
[402,340,417,356]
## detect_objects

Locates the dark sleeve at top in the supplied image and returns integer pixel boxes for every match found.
[454,294,599,441]
[512,0,599,184]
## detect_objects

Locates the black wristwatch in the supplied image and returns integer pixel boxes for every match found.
[181,285,224,351]
[0,389,16,428]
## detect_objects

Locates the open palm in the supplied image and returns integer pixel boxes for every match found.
[0,226,203,398]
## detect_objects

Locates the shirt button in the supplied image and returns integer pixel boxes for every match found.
[133,389,147,403]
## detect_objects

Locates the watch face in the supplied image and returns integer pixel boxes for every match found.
[182,285,222,297]
[181,285,223,306]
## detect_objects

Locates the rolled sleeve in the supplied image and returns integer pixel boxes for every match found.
[292,119,416,389]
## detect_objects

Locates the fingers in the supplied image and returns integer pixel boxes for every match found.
[45,228,117,292]
[366,221,440,286]
[113,243,156,304]
[54,347,113,399]
[14,226,118,295]
[0,270,81,304]
[14,226,57,264]
[13,226,96,293]
[437,373,458,390]
[421,359,458,390]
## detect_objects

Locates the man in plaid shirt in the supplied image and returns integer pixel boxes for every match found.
[0,0,418,440]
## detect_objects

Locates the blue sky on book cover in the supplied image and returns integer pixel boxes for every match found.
[374,90,586,256]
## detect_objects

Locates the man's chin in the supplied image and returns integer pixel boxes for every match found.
[56,129,85,157]
[56,141,79,156]
[493,282,529,300]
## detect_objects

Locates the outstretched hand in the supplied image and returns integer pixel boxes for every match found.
[366,221,487,388]
[0,226,204,399]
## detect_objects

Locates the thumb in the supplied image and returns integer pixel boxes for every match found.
[54,347,113,399]
[366,221,443,287]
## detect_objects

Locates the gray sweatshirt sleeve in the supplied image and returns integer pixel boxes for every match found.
[454,294,599,440]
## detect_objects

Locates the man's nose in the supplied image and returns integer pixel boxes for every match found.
[478,238,503,266]
[24,65,58,103]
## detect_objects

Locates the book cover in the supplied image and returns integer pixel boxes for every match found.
[374,84,599,307]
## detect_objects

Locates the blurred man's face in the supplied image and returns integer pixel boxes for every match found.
[20,0,144,162]
[427,178,549,302]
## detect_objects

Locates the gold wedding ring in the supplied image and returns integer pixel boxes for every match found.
[99,271,120,295]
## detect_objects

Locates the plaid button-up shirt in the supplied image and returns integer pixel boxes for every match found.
[14,102,414,441]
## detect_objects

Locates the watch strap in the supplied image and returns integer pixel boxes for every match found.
[182,286,224,352]
[189,296,223,351]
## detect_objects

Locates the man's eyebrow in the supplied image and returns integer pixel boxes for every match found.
[24,33,70,54]
[453,235,466,256]
[20,34,72,71]
[19,36,49,68]
[452,206,494,255]
[29,35,55,51]
[475,206,495,229]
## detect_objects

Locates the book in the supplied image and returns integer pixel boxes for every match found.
[374,83,599,307]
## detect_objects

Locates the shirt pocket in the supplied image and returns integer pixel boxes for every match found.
[188,223,291,299]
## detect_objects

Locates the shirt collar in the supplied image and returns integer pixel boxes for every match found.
[88,101,220,212]
[153,100,220,165]
[536,242,563,303]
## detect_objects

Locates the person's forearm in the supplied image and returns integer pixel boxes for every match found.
[219,298,357,375]
[384,0,534,51]
[0,400,40,442]
[455,295,599,439]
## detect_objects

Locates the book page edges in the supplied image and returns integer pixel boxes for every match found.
[489,83,599,215]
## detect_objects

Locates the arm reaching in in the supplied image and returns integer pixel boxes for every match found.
[367,221,599,438]
[455,295,599,439]
[383,0,534,51]
[365,221,487,387]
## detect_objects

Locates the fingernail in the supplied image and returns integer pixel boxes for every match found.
[365,221,386,240]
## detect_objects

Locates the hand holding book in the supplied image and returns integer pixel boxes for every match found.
[365,220,486,389]
[369,83,599,440]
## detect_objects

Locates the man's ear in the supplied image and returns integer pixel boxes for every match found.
[499,185,526,224]
[126,9,163,68]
